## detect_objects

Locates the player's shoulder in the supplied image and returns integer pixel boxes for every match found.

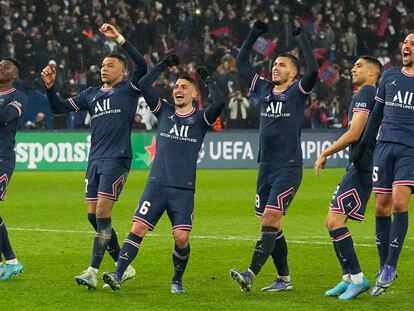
[382,66,402,77]
[358,85,377,97]
[10,88,28,103]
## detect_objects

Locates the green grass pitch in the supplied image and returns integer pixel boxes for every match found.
[0,169,413,310]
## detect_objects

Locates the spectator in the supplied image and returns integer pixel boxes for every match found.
[227,91,250,129]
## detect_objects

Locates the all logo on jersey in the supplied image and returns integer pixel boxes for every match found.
[91,98,121,120]
[392,90,414,105]
[261,101,291,118]
[95,98,111,113]
[160,124,196,142]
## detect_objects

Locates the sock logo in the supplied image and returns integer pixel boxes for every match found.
[120,252,129,261]
[390,237,399,248]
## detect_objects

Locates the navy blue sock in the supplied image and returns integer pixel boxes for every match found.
[116,232,143,280]
[90,218,112,269]
[249,226,278,275]
[376,215,391,269]
[88,213,120,262]
[0,218,15,260]
[331,227,361,275]
[329,230,348,276]
[172,244,190,283]
[271,230,289,276]
[386,212,408,267]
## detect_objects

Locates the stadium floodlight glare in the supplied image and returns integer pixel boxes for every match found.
[195,8,201,15]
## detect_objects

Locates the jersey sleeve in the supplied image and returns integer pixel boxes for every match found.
[374,72,386,104]
[352,86,376,114]
[249,74,272,97]
[0,92,27,125]
[46,87,89,113]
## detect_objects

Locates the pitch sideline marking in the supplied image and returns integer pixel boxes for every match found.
[8,227,412,248]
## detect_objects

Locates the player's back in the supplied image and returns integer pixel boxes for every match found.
[375,66,414,148]
[148,100,210,190]
[0,88,26,167]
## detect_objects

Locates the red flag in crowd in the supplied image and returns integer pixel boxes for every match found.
[210,26,230,37]
[318,60,338,85]
[253,37,276,58]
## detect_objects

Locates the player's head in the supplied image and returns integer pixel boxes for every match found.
[0,57,21,84]
[402,32,414,67]
[172,74,198,108]
[101,53,127,85]
[272,53,299,85]
[351,56,382,86]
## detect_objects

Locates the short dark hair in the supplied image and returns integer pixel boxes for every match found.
[278,53,299,71]
[177,74,199,90]
[359,55,382,75]
[2,57,21,76]
[104,53,127,69]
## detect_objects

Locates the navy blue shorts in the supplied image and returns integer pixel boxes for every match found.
[255,164,302,216]
[330,164,372,221]
[85,158,131,202]
[0,165,14,201]
[373,142,414,194]
[132,183,194,231]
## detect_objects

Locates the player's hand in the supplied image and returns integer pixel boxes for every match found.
[250,20,268,36]
[41,65,56,89]
[291,26,302,37]
[160,54,180,68]
[314,154,327,178]
[99,23,121,40]
[196,66,212,83]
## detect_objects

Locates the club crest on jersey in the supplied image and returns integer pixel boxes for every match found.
[185,116,195,125]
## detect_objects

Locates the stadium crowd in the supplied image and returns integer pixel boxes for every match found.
[0,0,413,130]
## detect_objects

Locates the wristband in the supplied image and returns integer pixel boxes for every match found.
[115,35,126,45]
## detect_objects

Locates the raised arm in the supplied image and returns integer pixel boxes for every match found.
[236,21,268,87]
[197,66,225,125]
[138,54,180,111]
[41,66,86,114]
[99,23,147,86]
[293,27,318,93]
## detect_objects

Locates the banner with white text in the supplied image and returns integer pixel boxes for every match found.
[14,130,348,170]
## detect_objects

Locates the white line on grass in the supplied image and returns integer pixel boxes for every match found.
[9,227,412,249]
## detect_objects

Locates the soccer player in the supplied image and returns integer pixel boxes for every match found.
[314,56,382,300]
[40,24,146,289]
[102,57,225,294]
[230,21,318,292]
[354,32,414,296]
[0,58,26,281]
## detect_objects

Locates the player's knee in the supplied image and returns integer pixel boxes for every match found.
[392,198,409,213]
[262,211,281,229]
[173,230,190,248]
[325,217,341,231]
[375,198,392,216]
[131,222,148,237]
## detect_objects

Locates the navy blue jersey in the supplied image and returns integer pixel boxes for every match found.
[375,67,414,148]
[0,88,27,167]
[348,85,377,171]
[250,75,310,166]
[148,99,212,189]
[236,26,318,168]
[46,41,146,161]
[48,82,140,160]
